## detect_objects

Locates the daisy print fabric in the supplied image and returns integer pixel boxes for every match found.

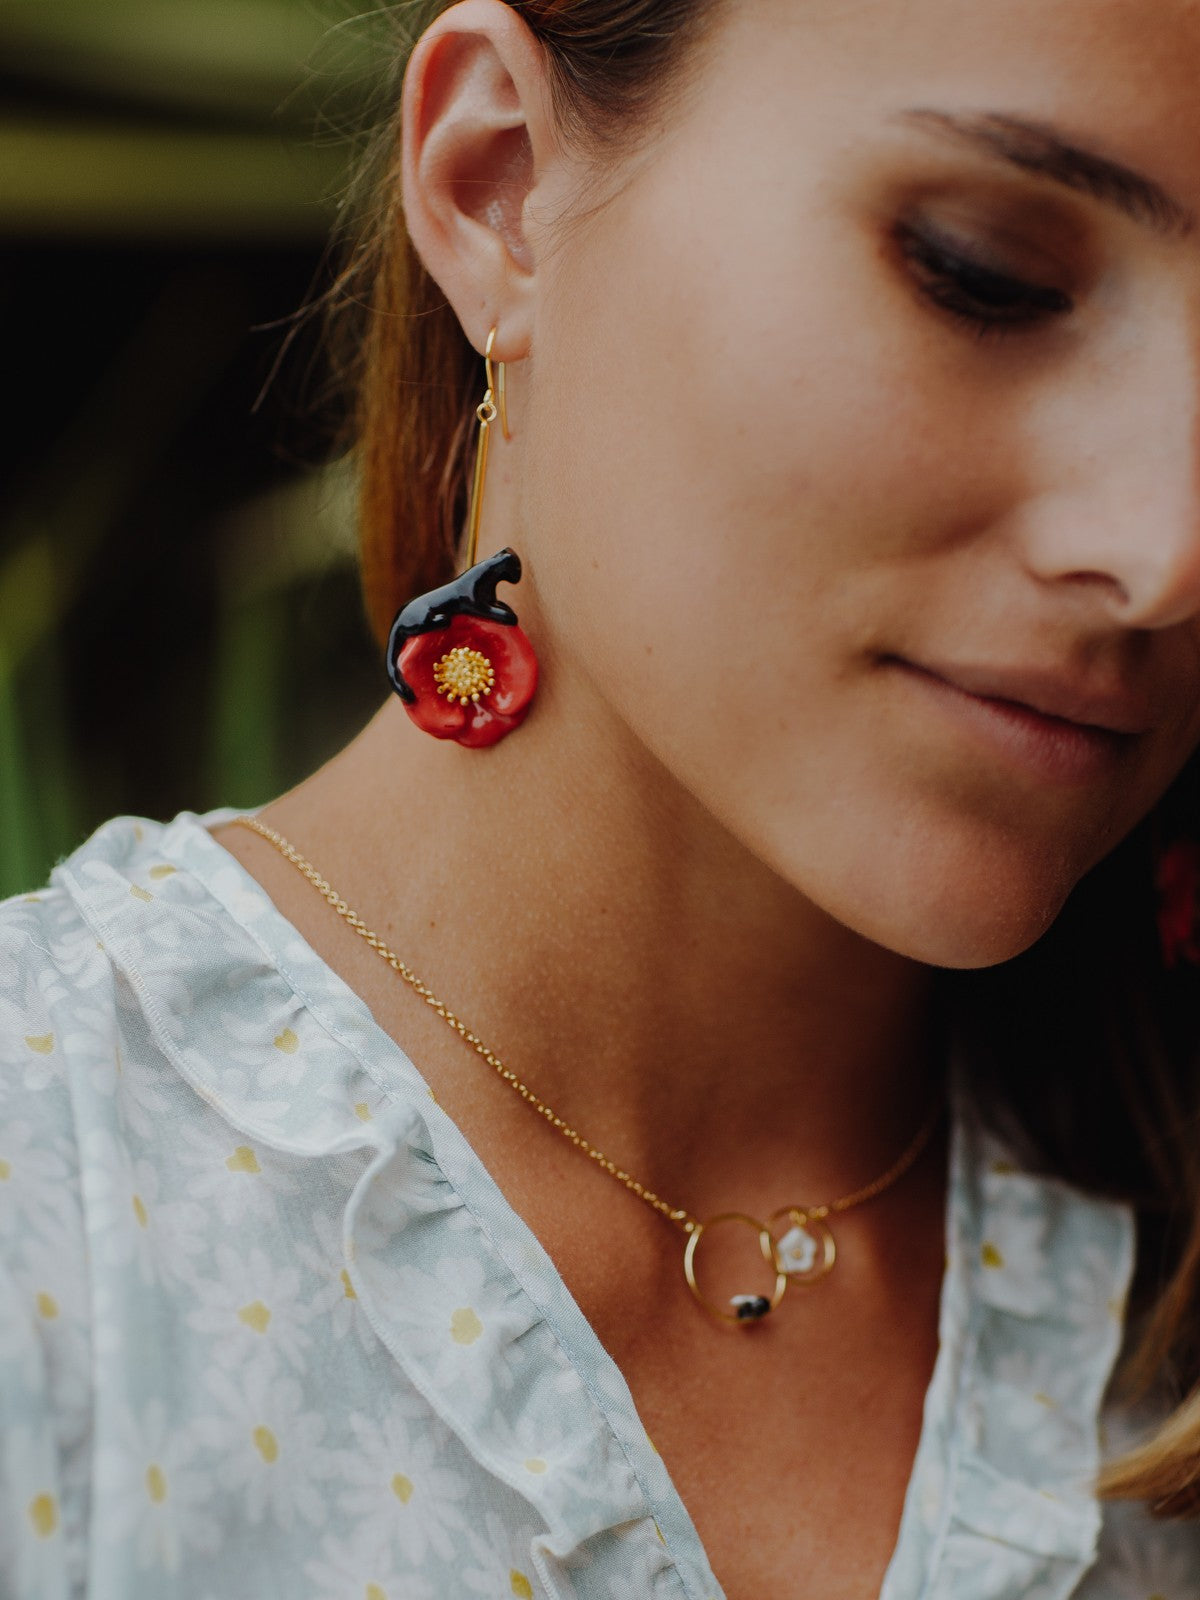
[0,806,1197,1599]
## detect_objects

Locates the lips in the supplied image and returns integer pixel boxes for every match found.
[884,654,1157,787]
[898,660,1158,737]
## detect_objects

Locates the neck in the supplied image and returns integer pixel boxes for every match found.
[259,645,939,1219]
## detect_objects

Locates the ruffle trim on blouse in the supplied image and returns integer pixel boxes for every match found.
[54,810,706,1600]
[55,810,1136,1600]
[882,1070,1134,1600]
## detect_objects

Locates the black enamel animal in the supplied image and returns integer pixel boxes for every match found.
[385,548,523,704]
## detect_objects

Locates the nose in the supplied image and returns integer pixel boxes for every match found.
[1016,315,1200,631]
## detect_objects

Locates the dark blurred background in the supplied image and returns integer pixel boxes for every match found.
[0,0,395,896]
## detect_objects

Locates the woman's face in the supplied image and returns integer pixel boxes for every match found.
[513,0,1200,966]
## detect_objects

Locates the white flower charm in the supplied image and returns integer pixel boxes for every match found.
[777,1223,819,1276]
[769,1209,837,1284]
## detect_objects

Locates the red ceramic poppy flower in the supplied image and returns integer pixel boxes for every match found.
[397,612,538,748]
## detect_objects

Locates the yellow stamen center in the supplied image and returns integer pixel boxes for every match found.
[434,645,495,705]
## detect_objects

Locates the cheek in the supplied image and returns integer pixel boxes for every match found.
[524,158,1010,777]
[517,129,1125,968]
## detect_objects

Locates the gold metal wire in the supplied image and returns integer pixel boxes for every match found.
[684,1213,789,1324]
[484,324,510,441]
[464,326,510,571]
[227,815,944,1319]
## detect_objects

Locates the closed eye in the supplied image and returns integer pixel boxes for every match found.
[896,220,1074,340]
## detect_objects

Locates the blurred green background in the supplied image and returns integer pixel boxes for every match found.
[0,0,396,896]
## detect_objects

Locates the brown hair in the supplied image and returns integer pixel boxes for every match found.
[325,0,1200,1514]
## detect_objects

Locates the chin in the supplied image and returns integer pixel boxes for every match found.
[814,829,1089,972]
[901,903,1067,971]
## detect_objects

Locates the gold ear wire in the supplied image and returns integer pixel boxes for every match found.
[464,325,510,569]
[484,325,511,442]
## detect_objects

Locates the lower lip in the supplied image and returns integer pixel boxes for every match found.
[890,660,1131,786]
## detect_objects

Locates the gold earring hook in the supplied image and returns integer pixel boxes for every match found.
[484,325,511,442]
[464,325,511,569]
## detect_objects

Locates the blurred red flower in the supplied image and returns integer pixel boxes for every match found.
[1156,838,1200,969]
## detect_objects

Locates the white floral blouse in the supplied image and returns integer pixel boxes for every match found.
[1,805,1198,1599]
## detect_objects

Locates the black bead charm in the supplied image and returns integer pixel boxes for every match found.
[731,1294,772,1322]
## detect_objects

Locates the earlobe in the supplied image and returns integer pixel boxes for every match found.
[400,0,552,357]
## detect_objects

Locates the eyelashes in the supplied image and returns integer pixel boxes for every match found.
[895,220,1075,341]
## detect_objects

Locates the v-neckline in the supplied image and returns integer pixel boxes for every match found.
[88,803,1133,1600]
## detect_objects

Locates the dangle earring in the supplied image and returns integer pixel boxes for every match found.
[386,327,539,748]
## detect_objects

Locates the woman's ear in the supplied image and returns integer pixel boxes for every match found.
[400,0,557,362]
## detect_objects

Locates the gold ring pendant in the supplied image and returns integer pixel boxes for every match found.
[683,1212,789,1324]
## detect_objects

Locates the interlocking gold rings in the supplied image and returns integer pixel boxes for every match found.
[683,1208,841,1324]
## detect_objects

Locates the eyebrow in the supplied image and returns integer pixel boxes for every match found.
[893,108,1195,239]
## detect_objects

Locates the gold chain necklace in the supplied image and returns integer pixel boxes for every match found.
[229,815,944,1326]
